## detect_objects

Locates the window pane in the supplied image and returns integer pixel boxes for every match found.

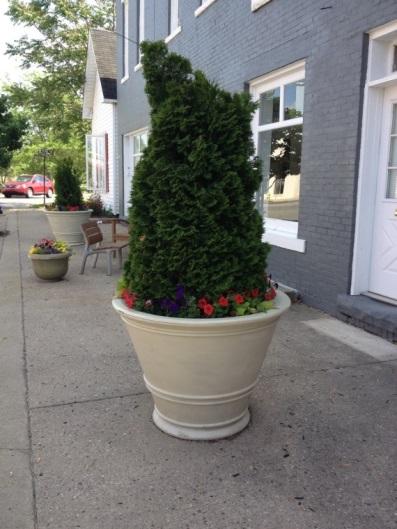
[140,132,148,150]
[257,125,302,221]
[392,104,397,134]
[284,80,304,120]
[389,137,397,166]
[259,88,280,125]
[133,135,140,154]
[386,169,397,199]
[86,136,93,190]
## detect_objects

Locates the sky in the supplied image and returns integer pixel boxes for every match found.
[0,1,39,84]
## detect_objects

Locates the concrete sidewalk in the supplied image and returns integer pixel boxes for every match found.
[1,209,396,529]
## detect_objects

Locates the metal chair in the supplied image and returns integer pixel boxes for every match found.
[80,221,128,276]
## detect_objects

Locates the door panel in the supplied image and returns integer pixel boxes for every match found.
[369,86,397,300]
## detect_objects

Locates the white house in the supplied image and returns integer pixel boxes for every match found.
[83,29,119,214]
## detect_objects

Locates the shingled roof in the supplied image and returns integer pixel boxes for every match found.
[82,28,117,119]
[90,29,117,99]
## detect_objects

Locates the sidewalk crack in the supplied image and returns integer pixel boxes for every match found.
[17,212,39,529]
[30,390,150,411]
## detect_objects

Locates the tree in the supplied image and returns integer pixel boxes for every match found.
[4,0,114,174]
[54,157,83,209]
[123,41,270,309]
[0,94,26,174]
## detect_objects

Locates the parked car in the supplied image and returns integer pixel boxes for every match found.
[2,174,54,198]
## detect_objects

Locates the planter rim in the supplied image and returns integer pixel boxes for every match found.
[45,209,93,215]
[112,290,290,329]
[29,251,71,260]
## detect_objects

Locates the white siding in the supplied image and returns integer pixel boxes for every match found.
[90,73,119,214]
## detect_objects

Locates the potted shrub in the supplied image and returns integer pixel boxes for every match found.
[112,42,290,441]
[45,158,92,245]
[29,238,71,281]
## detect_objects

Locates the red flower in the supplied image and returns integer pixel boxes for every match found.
[264,288,276,301]
[122,290,137,309]
[251,288,260,298]
[198,297,207,309]
[218,296,229,308]
[203,303,214,316]
[234,294,245,304]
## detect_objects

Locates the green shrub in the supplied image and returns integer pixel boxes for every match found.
[85,193,115,217]
[54,157,84,210]
[122,41,270,313]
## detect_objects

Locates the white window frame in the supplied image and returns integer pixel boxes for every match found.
[195,0,218,18]
[135,0,145,69]
[86,134,107,193]
[250,61,306,253]
[165,0,181,43]
[121,0,129,83]
[123,127,149,215]
[251,0,272,11]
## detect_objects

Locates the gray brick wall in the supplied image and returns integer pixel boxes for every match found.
[116,0,397,314]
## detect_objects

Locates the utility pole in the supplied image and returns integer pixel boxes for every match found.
[39,148,51,208]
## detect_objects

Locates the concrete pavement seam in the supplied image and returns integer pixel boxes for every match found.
[259,357,397,381]
[0,447,30,453]
[29,359,397,411]
[17,212,39,529]
[0,215,8,261]
[30,389,150,411]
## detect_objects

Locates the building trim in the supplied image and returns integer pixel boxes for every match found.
[251,0,272,12]
[165,25,182,44]
[195,0,218,18]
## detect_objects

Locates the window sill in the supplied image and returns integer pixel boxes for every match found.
[165,26,182,44]
[263,232,306,253]
[195,0,218,17]
[134,63,142,72]
[121,75,129,84]
[251,0,272,11]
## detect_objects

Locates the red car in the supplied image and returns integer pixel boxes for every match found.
[2,174,54,198]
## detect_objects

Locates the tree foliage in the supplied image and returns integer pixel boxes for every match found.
[4,0,113,174]
[0,94,26,171]
[54,157,83,209]
[123,41,270,303]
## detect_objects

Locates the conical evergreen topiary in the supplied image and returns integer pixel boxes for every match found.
[54,157,84,210]
[121,41,271,317]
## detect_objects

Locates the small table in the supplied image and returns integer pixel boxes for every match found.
[97,218,129,243]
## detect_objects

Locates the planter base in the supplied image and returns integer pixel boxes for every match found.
[113,291,290,441]
[153,407,250,441]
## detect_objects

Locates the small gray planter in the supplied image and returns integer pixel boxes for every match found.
[29,252,71,281]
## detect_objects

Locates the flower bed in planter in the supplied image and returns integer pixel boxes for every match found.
[29,238,71,281]
[45,158,91,245]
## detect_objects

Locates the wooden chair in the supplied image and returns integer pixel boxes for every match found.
[80,221,128,276]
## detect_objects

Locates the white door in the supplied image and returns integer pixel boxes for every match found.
[369,85,397,300]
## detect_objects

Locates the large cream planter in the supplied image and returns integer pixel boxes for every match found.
[45,210,92,246]
[113,291,290,441]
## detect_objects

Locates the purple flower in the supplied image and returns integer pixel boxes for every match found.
[160,298,172,310]
[169,302,180,315]
[160,297,180,315]
[175,284,185,303]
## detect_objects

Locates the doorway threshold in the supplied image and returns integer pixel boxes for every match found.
[337,294,397,343]
[363,292,397,307]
